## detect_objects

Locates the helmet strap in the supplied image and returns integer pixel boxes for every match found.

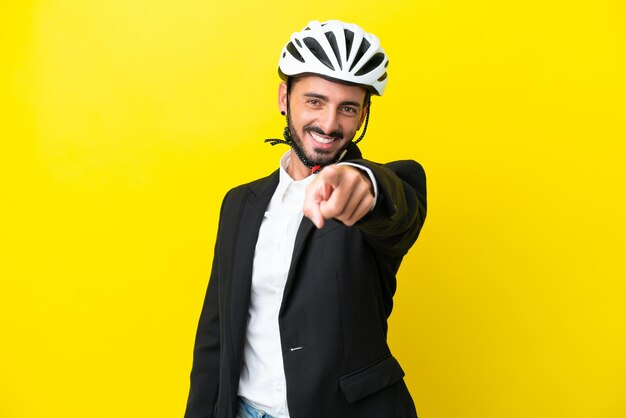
[353,94,371,145]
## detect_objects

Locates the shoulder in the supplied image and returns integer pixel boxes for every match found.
[381,160,426,191]
[222,169,280,204]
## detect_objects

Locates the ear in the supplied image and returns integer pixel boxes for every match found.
[278,82,288,114]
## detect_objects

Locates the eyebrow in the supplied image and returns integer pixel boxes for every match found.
[303,92,362,108]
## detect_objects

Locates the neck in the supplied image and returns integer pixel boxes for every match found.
[287,150,313,180]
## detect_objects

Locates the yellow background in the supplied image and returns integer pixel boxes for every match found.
[1,1,625,417]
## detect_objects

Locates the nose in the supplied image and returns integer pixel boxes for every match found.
[318,107,340,135]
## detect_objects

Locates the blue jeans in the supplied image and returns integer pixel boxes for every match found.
[236,397,278,418]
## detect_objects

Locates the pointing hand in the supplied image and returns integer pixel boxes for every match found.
[303,165,375,229]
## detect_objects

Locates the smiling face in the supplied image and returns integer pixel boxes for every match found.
[278,75,368,179]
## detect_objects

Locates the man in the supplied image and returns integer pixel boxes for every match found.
[185,20,427,418]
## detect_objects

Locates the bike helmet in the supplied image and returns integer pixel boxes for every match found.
[278,20,389,96]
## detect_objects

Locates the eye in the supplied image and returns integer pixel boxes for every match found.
[340,106,358,115]
[306,98,322,106]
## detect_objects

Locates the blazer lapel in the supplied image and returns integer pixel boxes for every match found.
[280,216,316,312]
[228,171,278,362]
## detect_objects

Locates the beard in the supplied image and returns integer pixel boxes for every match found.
[288,121,347,166]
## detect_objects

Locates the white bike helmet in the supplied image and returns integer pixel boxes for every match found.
[278,20,389,96]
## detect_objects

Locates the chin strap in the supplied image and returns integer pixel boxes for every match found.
[353,96,371,145]
[264,127,348,174]
[264,127,291,147]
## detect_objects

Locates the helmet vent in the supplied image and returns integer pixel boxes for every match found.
[324,31,343,70]
[377,72,388,82]
[286,42,305,63]
[344,29,354,58]
[349,38,371,72]
[355,52,385,76]
[303,37,335,70]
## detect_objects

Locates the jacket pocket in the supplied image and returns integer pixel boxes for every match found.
[339,354,405,403]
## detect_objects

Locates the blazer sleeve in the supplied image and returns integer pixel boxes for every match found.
[185,191,231,418]
[350,159,427,257]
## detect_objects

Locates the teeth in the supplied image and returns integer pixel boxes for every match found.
[310,131,334,144]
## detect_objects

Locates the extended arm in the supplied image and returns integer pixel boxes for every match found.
[303,159,427,257]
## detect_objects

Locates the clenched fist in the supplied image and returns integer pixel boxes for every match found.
[303,165,375,229]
